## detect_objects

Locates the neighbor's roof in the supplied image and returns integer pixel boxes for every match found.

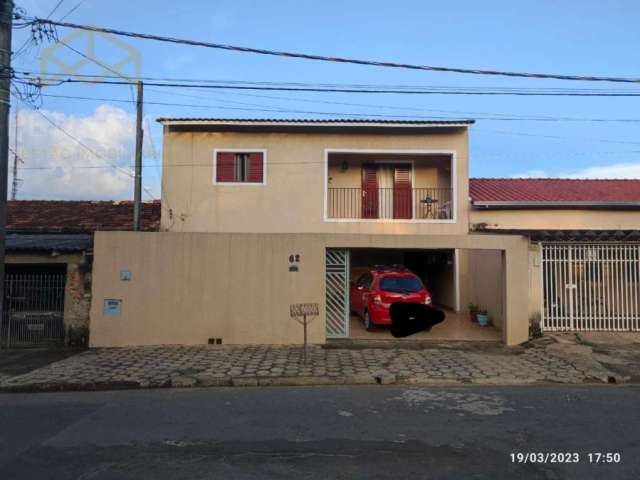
[472,229,640,242]
[7,200,161,233]
[157,117,474,132]
[6,233,93,253]
[469,178,640,208]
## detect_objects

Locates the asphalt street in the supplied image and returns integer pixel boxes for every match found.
[0,385,638,479]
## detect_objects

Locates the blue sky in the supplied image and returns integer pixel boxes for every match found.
[10,0,640,199]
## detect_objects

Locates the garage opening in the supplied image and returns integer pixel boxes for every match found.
[325,248,502,341]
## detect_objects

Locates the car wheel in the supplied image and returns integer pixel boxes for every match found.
[364,310,375,332]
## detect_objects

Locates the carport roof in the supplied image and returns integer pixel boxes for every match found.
[6,233,93,253]
[474,229,640,242]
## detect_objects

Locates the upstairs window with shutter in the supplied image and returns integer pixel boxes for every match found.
[215,151,265,184]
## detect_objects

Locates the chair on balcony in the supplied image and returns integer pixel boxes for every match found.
[438,201,452,219]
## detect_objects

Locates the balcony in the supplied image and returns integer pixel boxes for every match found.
[328,187,453,220]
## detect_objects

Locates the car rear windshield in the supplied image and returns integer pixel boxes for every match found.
[379,276,424,292]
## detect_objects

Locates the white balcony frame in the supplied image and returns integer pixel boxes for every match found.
[323,148,457,224]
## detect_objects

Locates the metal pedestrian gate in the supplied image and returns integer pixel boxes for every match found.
[541,243,640,331]
[1,273,66,348]
[325,249,349,338]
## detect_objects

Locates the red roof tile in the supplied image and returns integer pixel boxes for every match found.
[6,200,161,233]
[469,178,640,204]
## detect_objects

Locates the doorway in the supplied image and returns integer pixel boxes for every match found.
[361,163,412,220]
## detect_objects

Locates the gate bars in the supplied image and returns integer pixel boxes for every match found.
[325,249,350,338]
[1,273,66,348]
[541,243,640,332]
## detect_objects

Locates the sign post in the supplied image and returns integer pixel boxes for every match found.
[290,303,319,364]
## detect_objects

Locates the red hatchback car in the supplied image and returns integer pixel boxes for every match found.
[350,265,432,331]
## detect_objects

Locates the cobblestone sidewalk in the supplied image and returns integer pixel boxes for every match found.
[0,337,627,392]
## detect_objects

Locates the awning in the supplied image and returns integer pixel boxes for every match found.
[6,233,93,253]
[474,229,640,242]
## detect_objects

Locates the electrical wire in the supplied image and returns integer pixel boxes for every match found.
[14,70,640,93]
[58,0,85,22]
[23,17,640,84]
[45,0,65,19]
[16,76,640,97]
[20,103,157,199]
[34,91,640,123]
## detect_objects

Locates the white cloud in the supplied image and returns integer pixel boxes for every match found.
[11,104,159,200]
[564,162,640,179]
[512,162,640,180]
[510,169,548,178]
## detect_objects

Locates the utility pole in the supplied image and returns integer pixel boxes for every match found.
[133,80,143,231]
[0,0,13,339]
[10,106,17,199]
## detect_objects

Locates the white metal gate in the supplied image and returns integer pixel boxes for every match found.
[541,243,640,331]
[1,273,66,348]
[325,249,349,338]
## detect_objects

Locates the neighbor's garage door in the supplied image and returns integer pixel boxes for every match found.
[541,243,640,331]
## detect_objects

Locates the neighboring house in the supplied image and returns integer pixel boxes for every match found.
[2,200,160,348]
[469,178,640,333]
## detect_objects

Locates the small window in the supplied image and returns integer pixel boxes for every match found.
[215,151,264,184]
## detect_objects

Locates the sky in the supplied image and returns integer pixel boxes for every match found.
[9,0,640,200]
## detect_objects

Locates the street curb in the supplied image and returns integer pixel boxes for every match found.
[1,374,621,393]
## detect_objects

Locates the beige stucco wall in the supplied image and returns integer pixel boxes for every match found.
[470,208,640,230]
[465,250,505,331]
[90,231,529,348]
[161,130,468,235]
[528,244,542,322]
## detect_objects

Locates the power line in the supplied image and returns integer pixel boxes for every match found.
[148,85,637,119]
[21,103,157,198]
[17,77,640,97]
[12,0,63,59]
[57,40,137,103]
[15,71,640,93]
[476,128,640,146]
[58,0,85,22]
[34,108,133,177]
[34,91,640,123]
[45,0,65,19]
[24,17,640,84]
[15,154,640,171]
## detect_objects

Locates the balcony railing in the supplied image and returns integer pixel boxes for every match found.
[327,187,453,220]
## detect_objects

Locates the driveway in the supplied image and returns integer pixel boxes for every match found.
[0,348,79,383]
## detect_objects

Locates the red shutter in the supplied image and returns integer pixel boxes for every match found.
[246,152,264,183]
[361,164,378,219]
[393,164,412,219]
[216,152,235,182]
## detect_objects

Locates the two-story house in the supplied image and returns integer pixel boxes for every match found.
[89,119,531,347]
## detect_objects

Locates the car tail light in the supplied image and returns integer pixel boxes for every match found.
[424,296,432,305]
[373,295,383,305]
